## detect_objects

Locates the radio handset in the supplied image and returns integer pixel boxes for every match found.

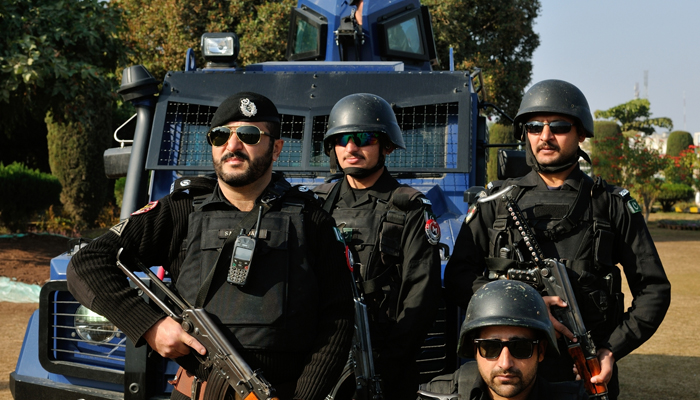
[227,205,263,286]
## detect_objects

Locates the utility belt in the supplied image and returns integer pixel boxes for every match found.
[485,257,624,341]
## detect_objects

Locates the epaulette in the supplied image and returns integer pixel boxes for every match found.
[288,184,321,203]
[391,185,425,211]
[170,175,217,197]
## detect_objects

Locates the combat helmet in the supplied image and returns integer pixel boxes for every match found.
[323,93,405,155]
[513,79,594,140]
[456,280,558,358]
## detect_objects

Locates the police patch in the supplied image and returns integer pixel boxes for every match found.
[109,219,129,237]
[424,210,441,245]
[627,198,642,214]
[465,203,479,225]
[131,201,159,216]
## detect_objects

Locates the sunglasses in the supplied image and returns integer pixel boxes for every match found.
[473,339,540,359]
[524,121,575,134]
[335,132,381,147]
[207,125,273,147]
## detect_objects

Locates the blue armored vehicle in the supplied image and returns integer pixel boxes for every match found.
[11,0,492,398]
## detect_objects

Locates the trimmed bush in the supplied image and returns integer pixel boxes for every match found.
[666,131,694,157]
[0,162,61,232]
[657,182,695,212]
[591,121,624,185]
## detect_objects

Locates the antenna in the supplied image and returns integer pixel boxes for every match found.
[684,91,686,131]
[644,70,648,99]
[634,83,639,99]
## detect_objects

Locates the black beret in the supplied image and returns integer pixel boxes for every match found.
[209,92,281,135]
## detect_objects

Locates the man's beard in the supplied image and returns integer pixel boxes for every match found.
[485,365,537,398]
[213,142,274,187]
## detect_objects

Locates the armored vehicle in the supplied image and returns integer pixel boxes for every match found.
[11,1,493,398]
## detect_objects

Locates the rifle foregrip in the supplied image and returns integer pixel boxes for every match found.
[568,346,608,397]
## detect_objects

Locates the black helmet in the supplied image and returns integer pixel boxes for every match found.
[513,79,594,140]
[323,93,405,155]
[456,280,558,358]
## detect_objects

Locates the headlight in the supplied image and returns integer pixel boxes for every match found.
[74,305,117,342]
[201,32,240,67]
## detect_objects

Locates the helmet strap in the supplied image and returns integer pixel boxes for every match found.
[329,150,338,174]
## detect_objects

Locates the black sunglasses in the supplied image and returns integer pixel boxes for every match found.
[335,132,381,147]
[207,125,273,147]
[473,339,540,359]
[524,121,575,134]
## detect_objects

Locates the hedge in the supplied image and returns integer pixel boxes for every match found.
[0,162,61,232]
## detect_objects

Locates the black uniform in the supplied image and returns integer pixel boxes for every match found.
[314,168,442,399]
[67,174,354,400]
[444,166,671,399]
[420,361,587,400]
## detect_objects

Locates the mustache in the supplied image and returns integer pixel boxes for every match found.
[537,141,559,151]
[490,367,522,380]
[221,151,249,162]
[343,151,365,160]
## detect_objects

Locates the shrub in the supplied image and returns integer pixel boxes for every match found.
[666,130,694,157]
[591,121,624,185]
[657,182,695,212]
[0,162,61,232]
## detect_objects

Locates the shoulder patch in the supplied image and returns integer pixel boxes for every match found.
[109,219,129,236]
[420,197,432,206]
[131,201,159,216]
[627,198,642,214]
[424,210,441,245]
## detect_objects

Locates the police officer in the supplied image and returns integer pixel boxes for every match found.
[67,92,354,400]
[421,280,587,400]
[444,80,671,399]
[314,93,442,399]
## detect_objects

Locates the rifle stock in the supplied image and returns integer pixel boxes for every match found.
[115,248,277,400]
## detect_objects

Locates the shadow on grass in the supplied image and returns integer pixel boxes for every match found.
[618,353,699,399]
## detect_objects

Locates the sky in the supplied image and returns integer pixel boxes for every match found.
[529,0,700,138]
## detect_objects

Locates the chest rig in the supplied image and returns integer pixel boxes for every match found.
[315,181,421,325]
[485,175,623,341]
[175,179,319,353]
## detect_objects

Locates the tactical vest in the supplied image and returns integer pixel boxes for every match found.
[175,182,318,353]
[315,181,422,328]
[484,175,624,344]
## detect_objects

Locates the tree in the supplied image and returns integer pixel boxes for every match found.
[113,0,295,82]
[666,130,694,157]
[657,182,695,212]
[594,99,672,135]
[424,0,541,121]
[617,135,668,221]
[590,121,624,185]
[0,0,130,227]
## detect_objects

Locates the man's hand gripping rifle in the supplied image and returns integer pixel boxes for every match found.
[478,186,609,400]
[115,248,277,400]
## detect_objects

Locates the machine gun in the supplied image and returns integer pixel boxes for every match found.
[328,247,383,400]
[479,186,609,400]
[115,248,277,400]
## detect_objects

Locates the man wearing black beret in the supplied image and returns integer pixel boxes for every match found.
[67,92,355,400]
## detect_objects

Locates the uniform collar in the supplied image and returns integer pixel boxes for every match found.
[518,164,586,191]
[338,168,397,207]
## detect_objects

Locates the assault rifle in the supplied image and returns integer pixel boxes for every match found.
[327,247,383,400]
[115,248,277,400]
[478,186,609,400]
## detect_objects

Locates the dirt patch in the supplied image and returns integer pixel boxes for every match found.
[0,234,70,285]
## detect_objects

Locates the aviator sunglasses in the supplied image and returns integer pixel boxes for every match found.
[336,132,381,147]
[207,125,273,147]
[524,121,575,134]
[473,338,540,359]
